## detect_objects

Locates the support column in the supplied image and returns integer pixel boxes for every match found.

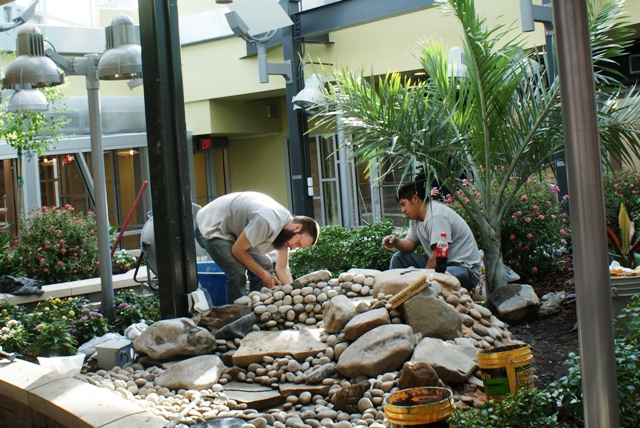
[138,0,198,319]
[552,1,619,426]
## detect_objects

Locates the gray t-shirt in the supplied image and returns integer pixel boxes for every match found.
[196,192,292,254]
[406,201,481,272]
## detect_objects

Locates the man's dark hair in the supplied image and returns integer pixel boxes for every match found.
[396,179,428,202]
[272,216,320,249]
[293,216,320,244]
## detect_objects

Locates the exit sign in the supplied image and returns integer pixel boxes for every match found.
[194,135,229,152]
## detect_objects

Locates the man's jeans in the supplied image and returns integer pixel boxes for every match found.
[389,251,478,291]
[195,227,273,303]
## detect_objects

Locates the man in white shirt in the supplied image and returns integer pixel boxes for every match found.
[382,181,481,290]
[195,191,319,303]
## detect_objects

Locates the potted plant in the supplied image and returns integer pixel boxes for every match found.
[607,203,640,274]
[606,202,640,318]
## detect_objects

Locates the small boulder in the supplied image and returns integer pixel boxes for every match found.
[133,317,216,361]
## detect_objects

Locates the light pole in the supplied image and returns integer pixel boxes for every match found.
[2,16,143,322]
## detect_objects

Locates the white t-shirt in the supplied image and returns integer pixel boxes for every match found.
[406,201,481,271]
[196,192,292,254]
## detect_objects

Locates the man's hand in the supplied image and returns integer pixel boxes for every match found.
[382,235,397,251]
[259,271,281,289]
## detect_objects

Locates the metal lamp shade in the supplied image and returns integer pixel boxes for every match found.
[6,89,49,112]
[97,43,143,80]
[2,25,64,89]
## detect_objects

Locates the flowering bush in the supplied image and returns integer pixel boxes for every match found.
[113,289,161,334]
[0,294,159,358]
[3,205,100,284]
[71,309,110,345]
[0,319,28,353]
[446,175,569,283]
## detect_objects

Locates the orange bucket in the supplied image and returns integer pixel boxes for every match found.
[383,387,454,427]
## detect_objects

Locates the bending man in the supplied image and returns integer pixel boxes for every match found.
[195,191,319,303]
[382,180,481,291]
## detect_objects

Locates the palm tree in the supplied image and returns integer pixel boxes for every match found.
[311,0,640,303]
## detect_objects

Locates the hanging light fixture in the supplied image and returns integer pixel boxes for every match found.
[97,15,143,81]
[2,25,64,89]
[6,89,49,112]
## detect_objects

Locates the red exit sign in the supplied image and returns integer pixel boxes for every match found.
[193,135,228,152]
[199,137,211,151]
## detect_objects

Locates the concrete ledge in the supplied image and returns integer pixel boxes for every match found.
[0,267,150,306]
[0,358,166,428]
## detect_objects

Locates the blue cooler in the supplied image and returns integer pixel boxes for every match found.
[196,261,227,306]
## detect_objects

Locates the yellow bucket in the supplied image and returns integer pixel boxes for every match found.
[476,344,534,400]
[383,387,454,427]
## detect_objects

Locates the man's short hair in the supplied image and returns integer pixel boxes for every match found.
[293,216,320,245]
[396,180,428,202]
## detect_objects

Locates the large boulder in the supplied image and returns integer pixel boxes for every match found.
[343,308,390,341]
[491,283,540,324]
[336,324,416,378]
[411,337,478,384]
[133,317,216,360]
[322,294,356,333]
[403,294,463,340]
[155,355,225,390]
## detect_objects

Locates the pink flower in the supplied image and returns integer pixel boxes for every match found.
[525,217,532,223]
[43,268,48,273]
[527,233,533,239]
[551,214,556,220]
[538,215,545,220]
[560,229,567,236]
[521,195,528,201]
[61,249,66,254]
[39,258,45,264]
[57,261,63,266]
[533,205,539,211]
[510,234,516,241]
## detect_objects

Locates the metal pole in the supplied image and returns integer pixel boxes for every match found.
[552,1,619,426]
[139,0,198,319]
[85,54,115,322]
[281,0,314,216]
[337,114,354,229]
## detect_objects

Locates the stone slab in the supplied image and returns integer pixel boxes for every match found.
[223,382,282,410]
[29,375,147,428]
[232,328,327,367]
[0,359,67,405]
[99,411,167,428]
[278,382,331,397]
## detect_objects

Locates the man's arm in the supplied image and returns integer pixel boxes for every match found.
[382,235,419,253]
[274,248,293,285]
[231,231,277,288]
[426,243,437,269]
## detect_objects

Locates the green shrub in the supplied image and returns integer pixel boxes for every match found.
[550,295,640,427]
[289,220,395,279]
[448,386,562,427]
[446,175,569,283]
[3,205,100,284]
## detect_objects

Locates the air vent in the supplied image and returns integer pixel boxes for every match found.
[629,54,640,74]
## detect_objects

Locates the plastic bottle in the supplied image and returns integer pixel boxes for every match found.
[435,232,448,273]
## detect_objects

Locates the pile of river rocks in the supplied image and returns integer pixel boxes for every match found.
[76,268,524,427]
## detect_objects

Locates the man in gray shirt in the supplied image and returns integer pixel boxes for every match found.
[195,192,319,303]
[382,181,481,290]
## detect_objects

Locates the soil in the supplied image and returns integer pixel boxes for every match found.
[508,254,579,389]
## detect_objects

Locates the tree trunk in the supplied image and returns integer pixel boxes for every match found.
[477,222,507,307]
